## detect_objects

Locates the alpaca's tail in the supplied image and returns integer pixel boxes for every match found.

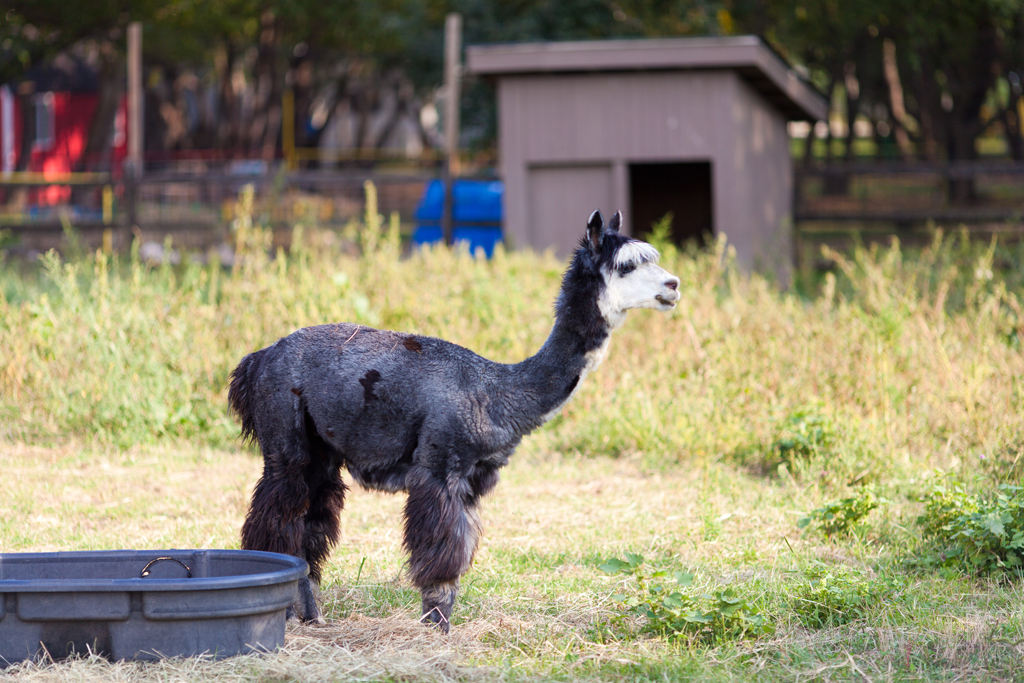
[228,349,265,445]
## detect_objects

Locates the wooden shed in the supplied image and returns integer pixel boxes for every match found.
[466,36,827,275]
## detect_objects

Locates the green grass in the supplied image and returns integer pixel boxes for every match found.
[2,194,1024,680]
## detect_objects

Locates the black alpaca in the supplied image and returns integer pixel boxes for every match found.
[229,210,680,631]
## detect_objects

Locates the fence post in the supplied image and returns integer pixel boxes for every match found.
[441,12,462,246]
[125,21,143,247]
[102,183,113,254]
[282,89,297,171]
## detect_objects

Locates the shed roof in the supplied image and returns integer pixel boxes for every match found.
[466,36,827,121]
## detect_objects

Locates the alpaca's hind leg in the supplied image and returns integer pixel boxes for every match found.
[241,450,311,620]
[297,466,347,624]
[403,467,484,634]
[241,451,309,556]
[294,577,320,623]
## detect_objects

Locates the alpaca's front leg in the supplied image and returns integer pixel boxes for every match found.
[420,580,460,630]
[403,467,483,634]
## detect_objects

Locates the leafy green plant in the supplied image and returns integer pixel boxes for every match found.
[790,565,898,629]
[771,408,835,471]
[727,408,845,478]
[916,483,1024,576]
[598,554,772,644]
[798,491,882,538]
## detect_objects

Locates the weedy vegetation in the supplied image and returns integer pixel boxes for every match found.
[797,490,883,539]
[3,188,1024,680]
[915,482,1024,577]
[598,553,773,644]
[789,563,903,630]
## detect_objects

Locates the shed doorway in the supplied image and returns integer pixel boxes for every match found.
[629,161,713,247]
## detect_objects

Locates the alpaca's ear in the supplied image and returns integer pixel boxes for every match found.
[587,210,604,251]
[608,211,622,234]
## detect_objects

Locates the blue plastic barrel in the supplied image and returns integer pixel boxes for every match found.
[413,179,504,258]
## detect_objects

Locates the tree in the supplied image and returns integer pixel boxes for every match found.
[736,1,1024,169]
[12,0,1023,183]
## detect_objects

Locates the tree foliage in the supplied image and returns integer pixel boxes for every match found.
[3,0,1024,163]
[737,0,1024,164]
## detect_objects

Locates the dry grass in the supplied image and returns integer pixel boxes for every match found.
[3,442,1024,682]
[0,442,250,551]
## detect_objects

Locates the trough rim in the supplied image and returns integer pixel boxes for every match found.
[0,548,308,593]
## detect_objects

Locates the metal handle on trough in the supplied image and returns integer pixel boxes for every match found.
[140,557,192,578]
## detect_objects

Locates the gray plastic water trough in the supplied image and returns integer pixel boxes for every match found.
[0,549,307,665]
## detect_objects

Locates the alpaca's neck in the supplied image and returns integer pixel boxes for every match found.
[504,274,616,433]
[526,314,610,381]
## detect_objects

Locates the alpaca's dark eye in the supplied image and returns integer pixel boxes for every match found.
[618,263,636,276]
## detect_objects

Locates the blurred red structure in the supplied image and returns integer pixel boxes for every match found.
[0,54,127,205]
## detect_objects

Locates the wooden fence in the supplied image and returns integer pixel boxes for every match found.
[0,168,435,255]
[795,161,1024,227]
[6,159,1024,257]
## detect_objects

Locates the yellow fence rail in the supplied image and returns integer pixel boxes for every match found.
[0,172,112,185]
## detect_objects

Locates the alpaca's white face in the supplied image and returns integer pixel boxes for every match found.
[598,241,681,328]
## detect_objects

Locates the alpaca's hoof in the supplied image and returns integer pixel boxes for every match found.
[421,607,451,634]
[419,581,456,634]
[295,576,324,623]
[288,603,326,624]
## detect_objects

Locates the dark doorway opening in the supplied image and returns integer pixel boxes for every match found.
[629,161,713,246]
